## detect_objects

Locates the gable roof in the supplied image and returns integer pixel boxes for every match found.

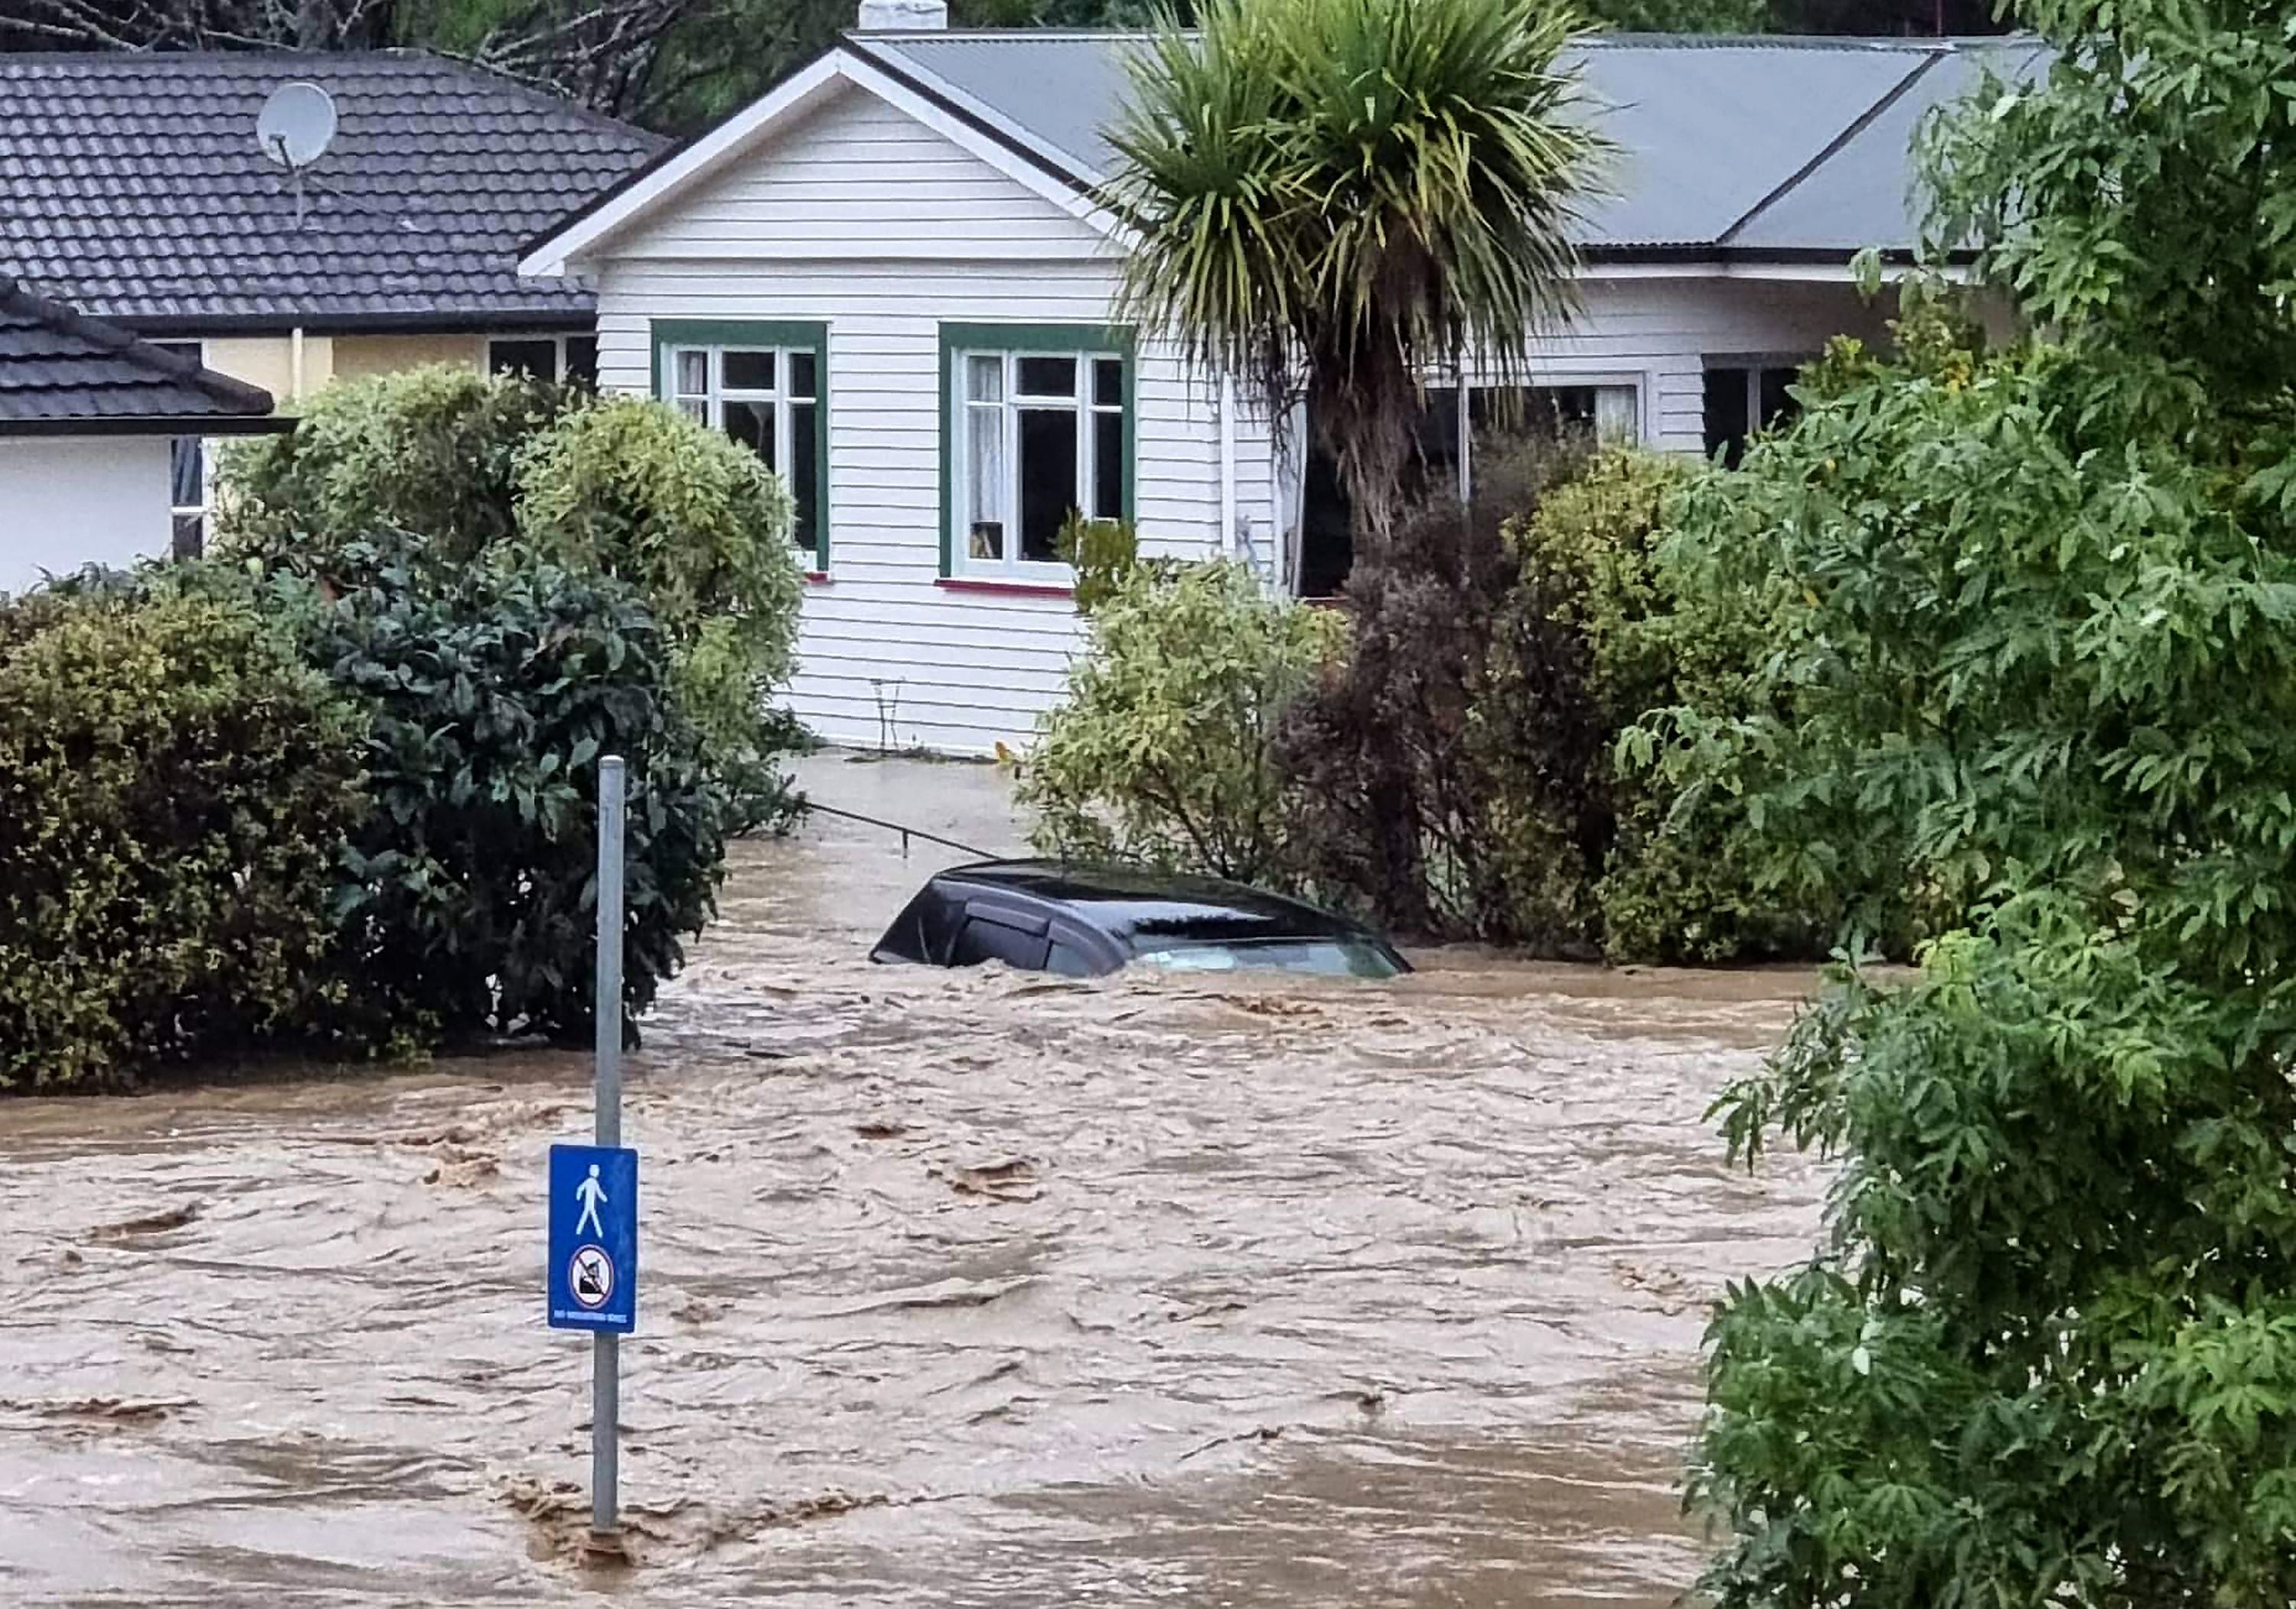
[0,50,666,333]
[0,277,285,435]
[526,29,2039,278]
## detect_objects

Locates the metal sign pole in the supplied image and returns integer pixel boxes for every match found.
[592,754,626,1537]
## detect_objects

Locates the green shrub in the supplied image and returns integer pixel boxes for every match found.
[0,588,368,1088]
[216,365,576,565]
[1512,448,1834,961]
[305,542,729,1046]
[1276,438,1599,945]
[216,370,807,829]
[1021,560,1343,884]
[516,395,805,765]
[1054,511,1146,614]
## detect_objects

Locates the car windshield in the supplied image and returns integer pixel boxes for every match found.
[1130,937,1404,979]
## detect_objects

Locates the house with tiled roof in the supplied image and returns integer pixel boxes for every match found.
[519,5,2034,754]
[0,277,285,592]
[0,49,663,559]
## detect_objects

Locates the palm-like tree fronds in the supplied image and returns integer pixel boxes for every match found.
[1105,0,1610,548]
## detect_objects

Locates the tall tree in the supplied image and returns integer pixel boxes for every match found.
[1670,0,2296,1600]
[1104,0,1608,552]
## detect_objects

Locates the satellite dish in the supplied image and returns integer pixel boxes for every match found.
[256,81,338,171]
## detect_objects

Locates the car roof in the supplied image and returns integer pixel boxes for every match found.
[931,858,1375,949]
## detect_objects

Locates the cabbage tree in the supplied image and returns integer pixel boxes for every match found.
[1104,0,1607,550]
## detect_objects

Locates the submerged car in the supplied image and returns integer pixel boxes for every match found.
[871,859,1411,979]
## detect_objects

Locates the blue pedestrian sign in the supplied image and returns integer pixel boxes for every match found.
[548,1144,637,1334]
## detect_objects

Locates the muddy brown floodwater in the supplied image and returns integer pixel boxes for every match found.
[0,753,1825,1607]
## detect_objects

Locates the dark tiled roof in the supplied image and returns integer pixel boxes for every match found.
[0,50,665,330]
[0,276,280,430]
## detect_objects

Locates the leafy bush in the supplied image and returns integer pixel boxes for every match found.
[1515,450,1839,960]
[305,542,729,1046]
[1022,560,1342,884]
[215,369,807,829]
[515,393,805,772]
[1276,438,1601,944]
[1055,511,1145,614]
[0,587,368,1089]
[217,365,575,565]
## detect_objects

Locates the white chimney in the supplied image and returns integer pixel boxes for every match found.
[857,0,947,28]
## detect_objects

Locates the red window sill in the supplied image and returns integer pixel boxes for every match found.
[804,570,830,585]
[935,577,1075,599]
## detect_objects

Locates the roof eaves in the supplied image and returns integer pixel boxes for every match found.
[0,275,278,419]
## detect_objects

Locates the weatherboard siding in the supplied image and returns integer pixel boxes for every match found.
[580,82,1888,756]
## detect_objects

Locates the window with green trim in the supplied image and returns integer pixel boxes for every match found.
[941,324,1133,583]
[651,320,827,568]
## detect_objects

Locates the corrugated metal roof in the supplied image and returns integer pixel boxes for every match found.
[847,29,2013,256]
[1723,41,2043,254]
[0,276,279,428]
[0,50,664,329]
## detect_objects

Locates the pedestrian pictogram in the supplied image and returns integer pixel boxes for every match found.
[575,1164,608,1238]
[547,1142,637,1334]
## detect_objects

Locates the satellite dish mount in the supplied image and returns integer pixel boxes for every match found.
[255,81,338,228]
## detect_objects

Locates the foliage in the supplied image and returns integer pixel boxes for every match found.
[1277,438,1596,943]
[303,539,729,1047]
[217,369,806,828]
[217,365,575,567]
[1054,510,1145,614]
[1515,447,1832,959]
[0,585,368,1089]
[516,392,804,757]
[1682,5,2296,1596]
[1021,560,1343,884]
[1105,0,1609,548]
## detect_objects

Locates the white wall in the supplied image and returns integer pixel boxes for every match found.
[0,435,172,595]
[583,82,1893,757]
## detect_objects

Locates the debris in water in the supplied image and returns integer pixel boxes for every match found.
[854,1119,908,1140]
[86,1202,200,1240]
[931,1157,1040,1201]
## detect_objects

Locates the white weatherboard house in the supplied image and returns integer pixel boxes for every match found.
[523,8,2019,755]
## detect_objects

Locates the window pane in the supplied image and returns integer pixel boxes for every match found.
[1092,410,1124,520]
[1017,356,1075,398]
[172,513,204,562]
[1704,366,1751,464]
[1593,385,1638,444]
[1758,366,1798,428]
[1093,357,1123,408]
[791,401,820,555]
[726,399,774,465]
[789,349,818,399]
[965,354,1003,403]
[489,338,558,379]
[676,397,707,422]
[723,349,775,392]
[1018,407,1078,562]
[967,403,1006,560]
[565,336,598,387]
[169,436,204,507]
[675,350,709,395]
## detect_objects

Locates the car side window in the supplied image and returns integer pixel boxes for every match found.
[1045,939,1095,978]
[950,912,1050,971]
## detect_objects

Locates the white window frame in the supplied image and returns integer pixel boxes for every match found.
[950,347,1128,584]
[1444,373,1647,502]
[148,340,213,557]
[661,342,821,557]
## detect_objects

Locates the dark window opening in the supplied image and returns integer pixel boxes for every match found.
[1016,407,1078,562]
[488,337,559,379]
[1704,363,1804,467]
